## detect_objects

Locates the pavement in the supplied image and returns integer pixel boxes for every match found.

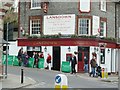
[0,74,36,89]
[0,70,119,89]
[76,73,119,82]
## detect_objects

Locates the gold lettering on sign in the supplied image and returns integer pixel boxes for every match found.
[33,41,58,45]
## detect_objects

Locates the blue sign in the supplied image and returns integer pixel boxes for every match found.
[55,75,61,84]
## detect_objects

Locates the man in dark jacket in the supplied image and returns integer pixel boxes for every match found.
[17,48,23,66]
[70,52,77,74]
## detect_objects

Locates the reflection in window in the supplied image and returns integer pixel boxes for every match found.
[78,18,90,35]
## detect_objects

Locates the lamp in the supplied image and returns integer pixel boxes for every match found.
[42,2,49,13]
[108,49,110,53]
[68,46,71,52]
[94,47,96,52]
[44,46,47,52]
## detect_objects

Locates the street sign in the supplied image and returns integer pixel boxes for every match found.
[54,74,68,89]
[55,75,61,84]
[99,43,107,50]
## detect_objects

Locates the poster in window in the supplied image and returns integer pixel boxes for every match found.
[66,53,72,62]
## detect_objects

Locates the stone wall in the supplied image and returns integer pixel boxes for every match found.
[19,1,116,38]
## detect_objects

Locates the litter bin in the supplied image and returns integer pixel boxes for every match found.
[8,55,14,66]
[28,58,34,68]
[38,58,44,69]
[13,56,19,66]
[61,61,71,73]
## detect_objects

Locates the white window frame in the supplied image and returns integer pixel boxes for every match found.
[100,0,106,12]
[78,18,91,36]
[30,19,41,36]
[31,0,41,9]
[100,21,106,37]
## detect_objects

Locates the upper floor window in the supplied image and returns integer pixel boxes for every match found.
[100,21,106,37]
[78,18,91,35]
[100,0,106,12]
[31,0,41,9]
[30,17,41,36]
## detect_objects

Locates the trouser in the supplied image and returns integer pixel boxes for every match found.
[34,59,38,68]
[84,64,88,73]
[71,64,76,74]
[18,58,22,66]
[90,67,95,77]
[47,63,51,70]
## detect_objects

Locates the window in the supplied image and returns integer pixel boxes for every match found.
[100,0,106,12]
[78,18,90,35]
[30,19,41,36]
[100,21,106,37]
[100,49,105,64]
[31,0,41,9]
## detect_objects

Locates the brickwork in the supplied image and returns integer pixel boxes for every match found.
[19,1,116,38]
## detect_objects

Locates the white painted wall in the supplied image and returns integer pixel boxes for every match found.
[8,41,26,56]
[104,48,111,72]
[61,46,78,71]
[115,49,119,73]
[111,49,116,72]
[89,46,116,73]
[42,46,52,68]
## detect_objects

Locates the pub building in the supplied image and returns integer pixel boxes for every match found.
[17,1,120,73]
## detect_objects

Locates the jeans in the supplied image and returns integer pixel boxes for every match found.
[90,67,95,77]
[84,64,88,73]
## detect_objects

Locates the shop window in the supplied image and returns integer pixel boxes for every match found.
[66,53,72,62]
[78,52,82,61]
[78,18,91,35]
[31,0,41,9]
[100,49,105,64]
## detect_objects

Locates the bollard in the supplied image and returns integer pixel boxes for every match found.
[105,68,108,79]
[102,68,105,78]
[55,74,68,89]
[21,69,24,84]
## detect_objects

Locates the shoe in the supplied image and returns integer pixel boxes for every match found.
[89,73,91,77]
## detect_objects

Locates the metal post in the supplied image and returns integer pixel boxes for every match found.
[21,69,24,84]
[5,22,9,79]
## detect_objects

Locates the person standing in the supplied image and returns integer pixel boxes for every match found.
[70,52,77,74]
[89,55,97,77]
[17,47,23,66]
[46,53,51,70]
[23,52,29,67]
[33,52,39,68]
[39,52,44,59]
[84,56,88,73]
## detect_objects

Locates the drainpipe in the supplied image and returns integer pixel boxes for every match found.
[115,2,117,38]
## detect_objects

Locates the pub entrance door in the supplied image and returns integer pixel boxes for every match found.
[78,47,89,73]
